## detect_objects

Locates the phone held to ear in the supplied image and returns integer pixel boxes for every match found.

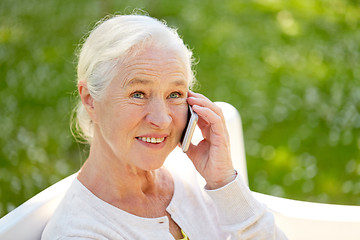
[180,105,198,153]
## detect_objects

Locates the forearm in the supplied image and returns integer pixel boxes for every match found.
[205,175,287,239]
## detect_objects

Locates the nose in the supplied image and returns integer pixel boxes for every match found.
[145,100,172,129]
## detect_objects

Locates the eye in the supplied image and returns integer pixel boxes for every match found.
[168,92,182,99]
[131,91,145,99]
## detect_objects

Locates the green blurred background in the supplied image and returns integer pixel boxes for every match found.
[1,0,360,217]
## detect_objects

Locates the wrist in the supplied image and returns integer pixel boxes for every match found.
[205,169,238,190]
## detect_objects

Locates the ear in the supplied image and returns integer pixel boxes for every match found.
[78,81,97,122]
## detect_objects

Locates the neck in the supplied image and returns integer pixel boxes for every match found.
[77,137,165,204]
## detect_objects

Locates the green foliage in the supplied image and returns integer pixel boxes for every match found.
[1,0,359,216]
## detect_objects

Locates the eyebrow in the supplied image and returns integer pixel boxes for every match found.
[124,78,188,88]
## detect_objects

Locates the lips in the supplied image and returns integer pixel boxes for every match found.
[136,136,166,144]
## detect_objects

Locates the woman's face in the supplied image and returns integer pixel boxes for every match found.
[92,46,189,171]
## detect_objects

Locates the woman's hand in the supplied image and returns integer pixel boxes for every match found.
[186,91,236,190]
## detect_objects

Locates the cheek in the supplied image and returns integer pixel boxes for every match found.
[96,101,135,136]
[172,104,188,133]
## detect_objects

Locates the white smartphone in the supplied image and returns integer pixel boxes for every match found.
[180,105,198,153]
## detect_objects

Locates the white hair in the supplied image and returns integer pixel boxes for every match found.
[72,14,196,143]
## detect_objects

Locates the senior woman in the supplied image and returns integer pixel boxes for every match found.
[42,14,286,240]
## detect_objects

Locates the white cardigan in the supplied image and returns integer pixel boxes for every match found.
[41,156,287,240]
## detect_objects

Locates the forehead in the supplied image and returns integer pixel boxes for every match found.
[117,47,190,88]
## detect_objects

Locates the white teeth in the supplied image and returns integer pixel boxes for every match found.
[138,137,165,144]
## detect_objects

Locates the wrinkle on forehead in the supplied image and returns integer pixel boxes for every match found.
[115,47,190,89]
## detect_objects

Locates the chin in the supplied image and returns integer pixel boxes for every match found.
[141,162,165,171]
[136,156,167,171]
[134,145,177,171]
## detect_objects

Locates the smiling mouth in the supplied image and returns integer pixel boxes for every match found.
[136,137,166,144]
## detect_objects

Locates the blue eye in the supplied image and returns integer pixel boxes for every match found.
[132,92,145,99]
[169,92,181,99]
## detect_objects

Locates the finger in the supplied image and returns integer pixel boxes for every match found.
[192,104,225,137]
[187,91,225,123]
[188,91,220,112]
[190,99,226,128]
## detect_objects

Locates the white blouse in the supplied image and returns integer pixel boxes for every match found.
[42,150,287,240]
